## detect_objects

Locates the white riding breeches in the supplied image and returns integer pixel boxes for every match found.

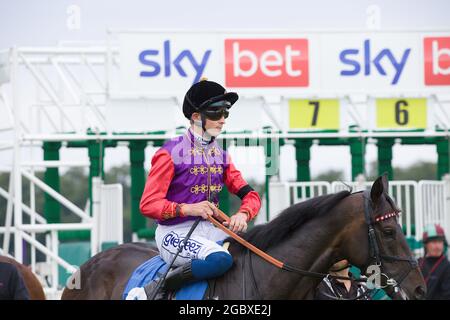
[155,219,230,266]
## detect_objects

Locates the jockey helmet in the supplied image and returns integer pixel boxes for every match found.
[423,224,447,244]
[182,79,238,120]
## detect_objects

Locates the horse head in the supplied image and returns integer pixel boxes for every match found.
[341,175,426,300]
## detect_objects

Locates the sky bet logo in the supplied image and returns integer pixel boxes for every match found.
[225,39,309,87]
[138,40,211,84]
[424,37,450,85]
[339,39,411,85]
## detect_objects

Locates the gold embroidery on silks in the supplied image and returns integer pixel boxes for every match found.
[189,146,221,157]
[190,184,223,194]
[190,184,208,194]
[200,184,208,193]
[208,146,221,156]
[209,184,223,193]
[189,147,204,156]
[190,166,200,175]
[190,165,223,175]
[187,146,222,169]
[190,185,200,194]
[190,165,209,176]
[209,165,223,175]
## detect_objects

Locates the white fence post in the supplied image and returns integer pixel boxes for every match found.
[418,180,447,242]
[443,174,450,241]
[51,230,58,292]
[2,174,14,254]
[99,183,124,246]
[268,182,289,221]
[355,174,366,191]
[91,177,102,256]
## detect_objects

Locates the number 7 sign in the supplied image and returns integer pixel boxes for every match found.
[288,99,340,130]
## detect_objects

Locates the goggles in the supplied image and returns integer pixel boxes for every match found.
[202,107,229,121]
[201,100,231,121]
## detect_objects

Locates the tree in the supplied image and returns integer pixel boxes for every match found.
[368,161,437,181]
[313,170,344,182]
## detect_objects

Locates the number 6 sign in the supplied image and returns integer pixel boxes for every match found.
[376,98,427,130]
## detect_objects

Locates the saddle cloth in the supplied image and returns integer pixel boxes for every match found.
[122,255,208,300]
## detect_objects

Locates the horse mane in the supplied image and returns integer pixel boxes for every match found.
[228,190,352,253]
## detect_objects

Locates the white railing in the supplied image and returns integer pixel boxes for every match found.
[269,178,450,243]
[0,172,123,299]
[269,181,331,220]
[417,180,449,244]
[98,183,123,246]
[332,180,418,239]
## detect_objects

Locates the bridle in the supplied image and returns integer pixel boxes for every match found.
[362,189,419,295]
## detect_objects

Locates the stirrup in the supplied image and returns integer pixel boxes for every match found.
[144,279,170,300]
[145,262,195,300]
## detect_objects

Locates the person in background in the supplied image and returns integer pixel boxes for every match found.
[314,259,371,300]
[419,224,450,300]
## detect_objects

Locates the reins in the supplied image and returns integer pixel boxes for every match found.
[208,208,365,283]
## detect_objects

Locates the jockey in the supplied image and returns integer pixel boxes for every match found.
[139,79,261,299]
[419,224,450,299]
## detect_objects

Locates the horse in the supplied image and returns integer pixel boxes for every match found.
[0,255,46,300]
[61,175,426,300]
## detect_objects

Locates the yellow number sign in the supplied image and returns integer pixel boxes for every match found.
[289,99,340,130]
[376,98,427,129]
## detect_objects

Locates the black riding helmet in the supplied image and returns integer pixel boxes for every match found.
[182,79,239,120]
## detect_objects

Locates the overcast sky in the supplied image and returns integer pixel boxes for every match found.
[0,0,449,182]
[1,0,449,48]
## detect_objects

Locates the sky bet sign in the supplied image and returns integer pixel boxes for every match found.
[339,39,410,85]
[424,37,450,85]
[224,39,309,87]
[119,33,222,94]
[118,32,450,95]
[139,40,211,84]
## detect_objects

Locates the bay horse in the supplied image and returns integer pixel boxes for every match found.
[61,175,426,300]
[0,255,46,300]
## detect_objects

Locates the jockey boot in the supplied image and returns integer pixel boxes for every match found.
[144,262,196,300]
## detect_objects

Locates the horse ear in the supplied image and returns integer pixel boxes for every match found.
[381,172,389,191]
[370,174,386,204]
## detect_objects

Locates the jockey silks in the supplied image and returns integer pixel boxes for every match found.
[140,129,261,225]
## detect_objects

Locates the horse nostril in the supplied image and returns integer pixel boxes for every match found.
[414,286,426,300]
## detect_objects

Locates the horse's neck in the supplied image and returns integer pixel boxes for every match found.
[219,214,347,299]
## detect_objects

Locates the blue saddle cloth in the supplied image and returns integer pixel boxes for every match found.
[122,255,208,300]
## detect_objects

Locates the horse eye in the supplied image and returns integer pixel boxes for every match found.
[383,229,395,237]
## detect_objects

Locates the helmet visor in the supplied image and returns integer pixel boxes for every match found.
[202,107,229,121]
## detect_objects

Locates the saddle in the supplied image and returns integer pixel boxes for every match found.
[123,242,230,300]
